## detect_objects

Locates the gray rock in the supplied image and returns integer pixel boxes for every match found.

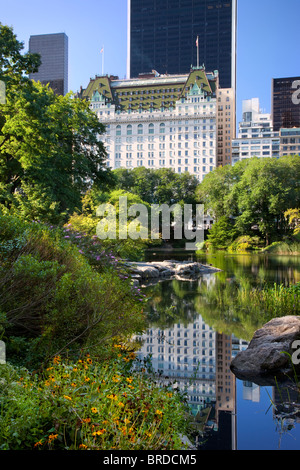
[125,260,220,281]
[230,316,300,385]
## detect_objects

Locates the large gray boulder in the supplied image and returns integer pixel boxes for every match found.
[230,316,300,385]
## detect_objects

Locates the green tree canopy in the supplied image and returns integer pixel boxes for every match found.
[0,24,114,223]
[113,167,199,206]
[196,156,300,245]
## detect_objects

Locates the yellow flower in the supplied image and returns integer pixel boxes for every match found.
[155,409,163,416]
[118,402,125,408]
[64,395,72,401]
[53,355,61,365]
[92,429,106,436]
[82,418,91,424]
[48,433,58,442]
[126,377,133,383]
[107,394,118,401]
[91,407,98,413]
[79,443,88,449]
[34,440,43,447]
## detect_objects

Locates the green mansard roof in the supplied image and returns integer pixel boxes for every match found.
[80,67,218,112]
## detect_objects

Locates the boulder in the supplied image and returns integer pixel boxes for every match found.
[124,260,221,281]
[230,316,300,385]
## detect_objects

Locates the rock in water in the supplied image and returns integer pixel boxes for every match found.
[230,316,300,385]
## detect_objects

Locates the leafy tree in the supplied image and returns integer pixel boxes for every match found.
[233,156,300,244]
[197,156,300,246]
[113,167,199,206]
[0,23,41,86]
[0,24,114,223]
[205,216,239,250]
[196,160,247,219]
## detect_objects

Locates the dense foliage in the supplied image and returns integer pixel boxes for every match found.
[0,214,146,367]
[196,156,300,249]
[0,24,114,224]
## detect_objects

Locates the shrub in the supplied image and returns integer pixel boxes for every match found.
[0,214,146,367]
[228,235,263,253]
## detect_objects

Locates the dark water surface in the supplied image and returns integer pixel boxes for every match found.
[136,251,300,450]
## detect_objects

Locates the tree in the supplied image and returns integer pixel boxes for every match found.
[196,156,300,246]
[0,23,41,86]
[196,160,247,220]
[113,167,199,206]
[205,216,239,250]
[233,156,300,244]
[0,24,114,223]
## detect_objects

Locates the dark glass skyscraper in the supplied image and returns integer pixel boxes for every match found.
[272,77,300,132]
[29,33,68,96]
[127,0,237,89]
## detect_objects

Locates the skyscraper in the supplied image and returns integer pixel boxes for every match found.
[29,33,68,96]
[127,0,237,89]
[272,77,300,132]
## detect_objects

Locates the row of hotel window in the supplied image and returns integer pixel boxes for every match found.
[114,123,215,135]
[113,161,213,172]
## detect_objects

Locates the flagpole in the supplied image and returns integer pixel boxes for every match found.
[102,46,104,75]
[196,36,199,68]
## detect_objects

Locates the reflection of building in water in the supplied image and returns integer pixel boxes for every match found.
[242,381,260,402]
[136,314,238,449]
[232,336,249,357]
[136,315,216,412]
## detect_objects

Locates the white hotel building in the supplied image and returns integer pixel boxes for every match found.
[79,67,226,181]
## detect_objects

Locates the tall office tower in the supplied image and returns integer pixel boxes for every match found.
[29,33,68,96]
[127,0,237,90]
[272,77,300,132]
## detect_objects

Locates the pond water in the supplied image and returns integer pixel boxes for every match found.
[135,251,300,450]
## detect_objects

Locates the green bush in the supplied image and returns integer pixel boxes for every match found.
[228,235,263,253]
[0,214,146,367]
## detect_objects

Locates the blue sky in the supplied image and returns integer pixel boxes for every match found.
[1,0,299,121]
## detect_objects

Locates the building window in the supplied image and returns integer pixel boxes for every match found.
[138,124,143,135]
[116,125,121,136]
[149,123,154,134]
[127,125,132,135]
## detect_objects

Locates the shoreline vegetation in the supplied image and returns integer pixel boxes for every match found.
[1,24,300,451]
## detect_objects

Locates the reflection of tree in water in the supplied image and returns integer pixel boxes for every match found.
[143,253,300,342]
[143,279,201,329]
